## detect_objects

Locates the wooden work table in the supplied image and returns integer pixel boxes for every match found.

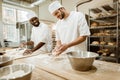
[12,51,120,80]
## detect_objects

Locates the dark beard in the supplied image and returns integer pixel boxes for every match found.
[60,11,65,19]
[33,22,40,27]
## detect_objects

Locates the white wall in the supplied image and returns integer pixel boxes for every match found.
[38,0,57,22]
[3,3,39,18]
[38,0,114,22]
[38,0,80,22]
[0,0,4,47]
[78,0,113,14]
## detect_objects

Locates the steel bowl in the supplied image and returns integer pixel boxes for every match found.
[67,51,98,71]
[0,51,6,55]
[0,64,34,80]
[0,55,13,68]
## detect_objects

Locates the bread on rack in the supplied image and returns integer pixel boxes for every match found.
[92,33,98,36]
[98,32,104,36]
[99,22,115,26]
[100,41,106,45]
[107,42,116,46]
[104,49,109,53]
[97,50,103,55]
[108,10,117,15]
[97,49,110,56]
[110,53,115,57]
[91,22,98,27]
[92,41,99,45]
[96,13,103,18]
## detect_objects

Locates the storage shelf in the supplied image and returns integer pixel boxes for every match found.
[90,25,117,29]
[90,19,117,23]
[90,44,117,48]
[90,36,116,38]
[100,56,118,62]
[90,14,117,20]
[88,2,120,63]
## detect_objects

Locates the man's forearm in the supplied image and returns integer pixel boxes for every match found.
[31,42,45,52]
[67,36,87,48]
[55,40,62,48]
[26,41,34,45]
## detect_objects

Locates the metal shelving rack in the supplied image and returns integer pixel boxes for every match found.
[88,2,120,63]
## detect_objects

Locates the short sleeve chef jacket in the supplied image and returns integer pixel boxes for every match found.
[55,11,90,52]
[31,22,52,52]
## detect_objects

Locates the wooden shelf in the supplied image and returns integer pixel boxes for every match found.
[100,56,117,62]
[90,36,116,38]
[90,44,117,48]
[90,14,117,20]
[90,25,117,29]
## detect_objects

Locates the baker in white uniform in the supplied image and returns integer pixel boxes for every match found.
[20,17,52,55]
[48,1,90,55]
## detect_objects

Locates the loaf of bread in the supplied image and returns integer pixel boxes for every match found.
[100,41,106,45]
[108,10,117,15]
[102,53,107,56]
[91,22,98,27]
[97,32,104,36]
[108,42,116,45]
[97,50,103,55]
[110,53,115,57]
[92,41,99,45]
[92,33,98,36]
[104,49,109,52]
[97,49,111,56]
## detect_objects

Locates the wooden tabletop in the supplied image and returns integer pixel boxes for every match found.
[14,53,120,80]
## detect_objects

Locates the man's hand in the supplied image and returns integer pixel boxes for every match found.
[23,49,33,55]
[58,44,68,52]
[20,42,26,48]
[52,44,69,56]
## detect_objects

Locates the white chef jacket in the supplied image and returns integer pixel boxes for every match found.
[55,11,90,52]
[31,22,52,52]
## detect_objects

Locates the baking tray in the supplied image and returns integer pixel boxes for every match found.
[102,5,114,11]
[91,8,102,13]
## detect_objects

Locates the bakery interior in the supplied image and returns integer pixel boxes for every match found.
[0,0,120,80]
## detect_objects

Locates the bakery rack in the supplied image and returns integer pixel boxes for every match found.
[88,2,120,63]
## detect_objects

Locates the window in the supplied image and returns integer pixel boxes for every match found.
[2,6,17,42]
[17,10,28,22]
[2,7,16,24]
[2,6,31,44]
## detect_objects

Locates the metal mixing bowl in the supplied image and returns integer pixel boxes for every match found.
[67,51,98,71]
[0,51,6,55]
[0,56,13,67]
[0,64,34,80]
